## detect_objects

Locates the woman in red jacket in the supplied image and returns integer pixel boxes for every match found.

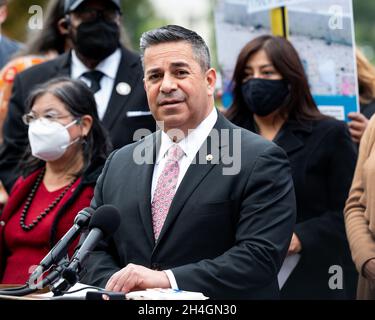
[0,77,111,284]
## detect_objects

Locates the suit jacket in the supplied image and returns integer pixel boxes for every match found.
[0,35,21,69]
[81,113,297,299]
[236,116,358,299]
[0,47,155,192]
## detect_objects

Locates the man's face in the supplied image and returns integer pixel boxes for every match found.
[143,41,216,135]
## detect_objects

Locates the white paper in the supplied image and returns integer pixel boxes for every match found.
[126,288,209,300]
[277,254,301,289]
[33,284,208,300]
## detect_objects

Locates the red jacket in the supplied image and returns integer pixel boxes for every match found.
[0,162,104,282]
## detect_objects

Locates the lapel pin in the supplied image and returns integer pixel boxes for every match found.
[206,154,213,162]
[116,82,132,96]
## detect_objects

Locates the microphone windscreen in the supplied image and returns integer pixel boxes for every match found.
[89,205,121,236]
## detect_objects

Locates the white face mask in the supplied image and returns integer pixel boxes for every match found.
[28,118,80,161]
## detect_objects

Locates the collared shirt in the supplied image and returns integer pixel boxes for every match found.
[151,107,218,200]
[151,107,218,290]
[71,48,121,120]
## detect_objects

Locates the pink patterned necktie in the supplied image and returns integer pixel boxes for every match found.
[152,144,185,240]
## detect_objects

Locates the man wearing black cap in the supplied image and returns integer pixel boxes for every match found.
[0,0,155,192]
[0,0,21,69]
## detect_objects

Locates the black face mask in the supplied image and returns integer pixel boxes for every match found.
[72,19,120,61]
[241,78,289,116]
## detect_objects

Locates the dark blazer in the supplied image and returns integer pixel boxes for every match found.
[0,35,21,69]
[236,116,358,299]
[81,113,297,299]
[0,47,155,192]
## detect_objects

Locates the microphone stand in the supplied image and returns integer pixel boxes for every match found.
[0,256,70,297]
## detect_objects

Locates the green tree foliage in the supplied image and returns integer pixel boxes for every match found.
[2,0,165,51]
[5,1,371,56]
[353,0,375,48]
[120,0,166,50]
[2,0,47,41]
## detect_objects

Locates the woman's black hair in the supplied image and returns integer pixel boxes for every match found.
[226,35,325,125]
[20,77,112,177]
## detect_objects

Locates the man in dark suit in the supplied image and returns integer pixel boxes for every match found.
[0,0,21,69]
[81,25,296,299]
[0,0,155,192]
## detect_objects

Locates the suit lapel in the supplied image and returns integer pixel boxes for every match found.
[154,114,230,250]
[102,47,141,130]
[136,132,160,247]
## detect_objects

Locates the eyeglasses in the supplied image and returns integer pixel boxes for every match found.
[22,112,74,125]
[73,7,120,22]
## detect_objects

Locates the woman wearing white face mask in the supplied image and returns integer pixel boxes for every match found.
[0,77,111,285]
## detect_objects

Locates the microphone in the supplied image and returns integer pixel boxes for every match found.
[53,205,120,293]
[27,207,95,286]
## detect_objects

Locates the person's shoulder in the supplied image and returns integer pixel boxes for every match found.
[226,118,277,152]
[120,46,142,66]
[217,113,280,153]
[310,116,349,136]
[82,159,107,184]
[16,53,69,81]
[219,117,286,168]
[1,35,21,50]
[107,132,158,161]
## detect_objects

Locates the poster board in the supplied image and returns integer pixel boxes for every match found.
[214,0,359,121]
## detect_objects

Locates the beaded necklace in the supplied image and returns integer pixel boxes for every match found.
[20,167,78,232]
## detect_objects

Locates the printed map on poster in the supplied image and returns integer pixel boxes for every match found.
[215,0,359,121]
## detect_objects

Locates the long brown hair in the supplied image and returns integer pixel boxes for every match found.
[356,48,375,105]
[226,35,324,124]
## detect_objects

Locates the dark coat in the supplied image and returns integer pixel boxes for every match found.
[80,113,297,299]
[0,47,155,192]
[235,116,358,299]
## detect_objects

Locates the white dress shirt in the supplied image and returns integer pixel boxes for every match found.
[151,107,218,289]
[71,48,121,120]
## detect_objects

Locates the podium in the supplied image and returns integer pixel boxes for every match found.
[0,284,51,300]
[0,284,208,300]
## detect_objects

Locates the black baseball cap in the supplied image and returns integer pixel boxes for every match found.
[64,0,121,13]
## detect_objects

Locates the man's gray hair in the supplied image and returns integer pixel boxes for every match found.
[140,25,211,72]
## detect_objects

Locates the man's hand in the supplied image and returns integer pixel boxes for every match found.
[363,258,375,290]
[105,263,171,293]
[348,112,368,144]
[287,233,302,256]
